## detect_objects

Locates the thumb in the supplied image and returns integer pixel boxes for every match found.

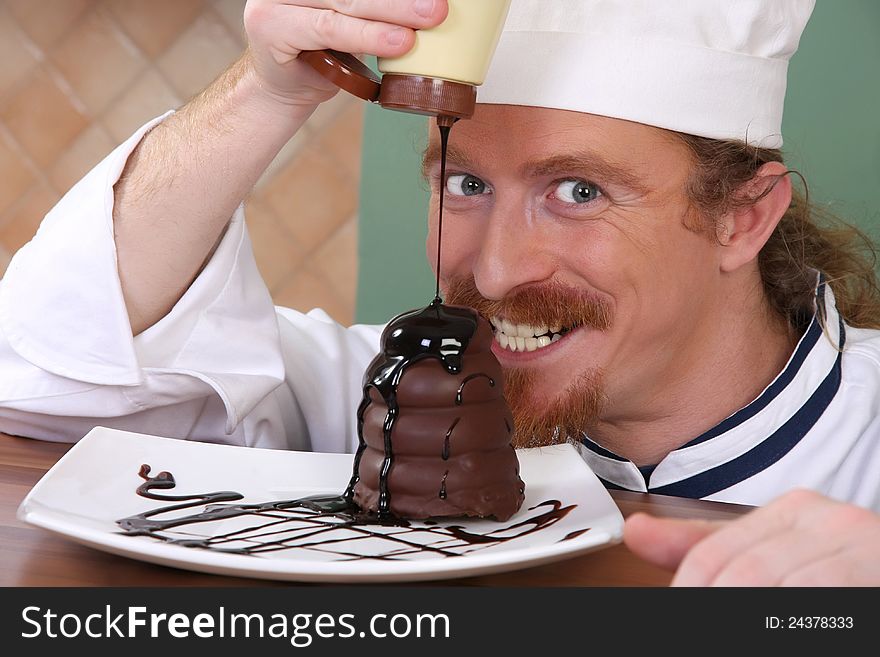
[623,513,724,572]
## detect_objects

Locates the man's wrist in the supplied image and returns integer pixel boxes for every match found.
[232,53,322,132]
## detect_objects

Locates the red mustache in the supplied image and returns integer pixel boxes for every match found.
[443,276,613,331]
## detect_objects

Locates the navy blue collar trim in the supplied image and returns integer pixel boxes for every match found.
[651,312,844,498]
[681,310,822,449]
[598,477,626,491]
[582,281,827,464]
[582,282,826,466]
[580,436,627,462]
[585,277,841,497]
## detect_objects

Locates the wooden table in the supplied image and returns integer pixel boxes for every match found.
[0,433,752,587]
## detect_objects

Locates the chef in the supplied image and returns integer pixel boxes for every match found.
[1,0,879,585]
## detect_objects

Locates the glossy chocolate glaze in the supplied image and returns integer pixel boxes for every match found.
[351,302,524,520]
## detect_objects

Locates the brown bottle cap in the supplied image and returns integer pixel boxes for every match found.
[299,50,476,120]
[298,50,381,102]
[379,74,475,120]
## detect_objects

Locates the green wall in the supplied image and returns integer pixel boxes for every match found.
[355,0,880,324]
[355,105,434,324]
[782,0,880,235]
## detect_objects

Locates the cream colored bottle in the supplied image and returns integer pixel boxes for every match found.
[379,0,512,85]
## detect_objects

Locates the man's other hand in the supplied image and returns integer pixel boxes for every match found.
[624,489,880,585]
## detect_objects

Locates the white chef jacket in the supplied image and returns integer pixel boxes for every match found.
[1,115,879,512]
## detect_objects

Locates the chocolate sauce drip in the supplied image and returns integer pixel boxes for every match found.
[349,299,480,518]
[439,471,449,499]
[117,466,584,559]
[455,373,495,405]
[442,417,460,460]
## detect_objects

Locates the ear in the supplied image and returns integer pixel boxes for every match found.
[717,162,792,273]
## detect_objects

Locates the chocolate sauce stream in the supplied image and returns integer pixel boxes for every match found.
[118,465,582,559]
[434,121,451,303]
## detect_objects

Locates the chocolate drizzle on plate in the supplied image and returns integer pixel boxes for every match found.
[117,465,582,559]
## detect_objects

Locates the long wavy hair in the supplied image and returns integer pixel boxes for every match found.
[675,133,880,332]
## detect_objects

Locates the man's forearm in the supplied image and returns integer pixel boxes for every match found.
[113,54,317,335]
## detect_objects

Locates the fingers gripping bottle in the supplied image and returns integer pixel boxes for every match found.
[299,0,511,125]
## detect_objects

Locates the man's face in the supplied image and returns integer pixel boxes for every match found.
[422,105,725,446]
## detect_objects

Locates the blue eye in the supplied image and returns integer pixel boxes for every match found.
[446,174,487,196]
[553,179,603,204]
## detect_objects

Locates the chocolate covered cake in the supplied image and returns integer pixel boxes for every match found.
[346,300,525,521]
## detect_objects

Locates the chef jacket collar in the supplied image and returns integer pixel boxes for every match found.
[579,274,845,495]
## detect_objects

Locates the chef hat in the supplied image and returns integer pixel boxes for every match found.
[478,0,815,148]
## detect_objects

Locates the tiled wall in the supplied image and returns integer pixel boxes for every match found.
[0,0,361,325]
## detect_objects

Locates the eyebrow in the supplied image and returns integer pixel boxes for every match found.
[421,142,479,181]
[520,153,649,193]
[421,144,649,194]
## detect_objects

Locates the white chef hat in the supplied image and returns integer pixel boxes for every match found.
[478,0,815,148]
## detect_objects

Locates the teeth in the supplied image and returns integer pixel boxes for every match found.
[492,317,571,352]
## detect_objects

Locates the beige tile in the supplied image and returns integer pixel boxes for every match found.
[47,123,115,194]
[4,0,95,51]
[0,67,89,168]
[0,133,35,217]
[259,147,359,253]
[308,218,359,309]
[50,7,146,116]
[213,0,247,43]
[101,69,182,143]
[0,182,60,255]
[310,101,364,179]
[0,8,40,103]
[305,91,358,135]
[272,267,352,325]
[244,197,304,292]
[105,0,206,59]
[254,127,312,191]
[157,10,244,99]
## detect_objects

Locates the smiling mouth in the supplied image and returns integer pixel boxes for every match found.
[489,317,576,353]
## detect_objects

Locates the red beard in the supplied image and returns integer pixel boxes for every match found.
[444,276,612,446]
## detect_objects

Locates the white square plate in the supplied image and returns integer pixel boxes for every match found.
[18,427,624,582]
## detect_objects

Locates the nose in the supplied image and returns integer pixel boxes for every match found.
[471,199,556,300]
